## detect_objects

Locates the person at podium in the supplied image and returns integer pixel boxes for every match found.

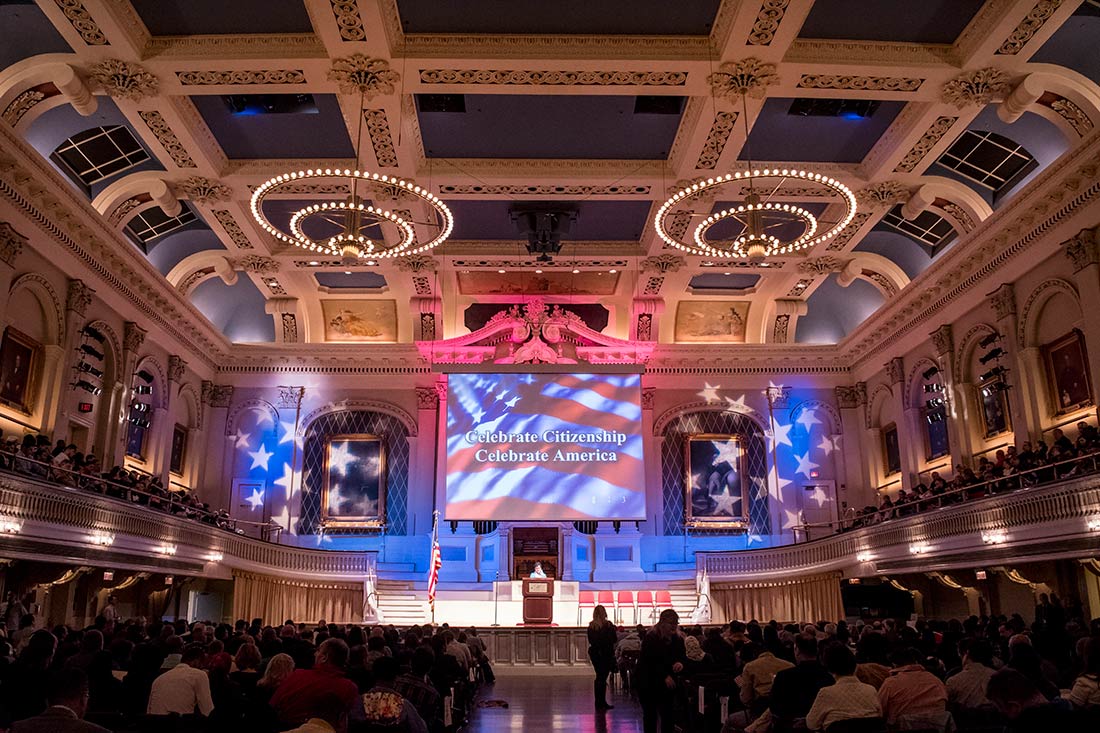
[529,561,548,578]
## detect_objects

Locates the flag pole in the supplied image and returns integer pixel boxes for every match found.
[430,509,440,626]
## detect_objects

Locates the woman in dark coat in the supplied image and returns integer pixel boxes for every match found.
[587,605,618,710]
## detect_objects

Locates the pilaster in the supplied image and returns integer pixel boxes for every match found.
[1060,227,1100,423]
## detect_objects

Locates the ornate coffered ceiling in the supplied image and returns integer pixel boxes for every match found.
[0,0,1097,353]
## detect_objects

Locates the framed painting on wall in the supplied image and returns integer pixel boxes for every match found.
[923,407,950,461]
[674,301,750,343]
[882,423,901,476]
[1043,329,1093,414]
[322,434,386,529]
[170,424,188,475]
[684,434,749,529]
[979,381,1011,438]
[0,327,40,414]
[321,300,398,342]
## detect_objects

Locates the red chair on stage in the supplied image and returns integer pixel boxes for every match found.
[655,589,673,617]
[597,589,615,622]
[636,590,656,623]
[616,590,635,625]
[577,590,596,625]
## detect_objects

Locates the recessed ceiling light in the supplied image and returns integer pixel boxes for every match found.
[308,260,319,266]
[534,269,543,274]
[572,268,580,274]
[365,260,376,266]
[609,269,617,274]
[724,272,731,276]
[498,269,506,274]
[344,270,352,275]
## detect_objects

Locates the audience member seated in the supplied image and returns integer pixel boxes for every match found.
[1063,636,1100,708]
[805,644,881,732]
[10,668,110,733]
[284,691,348,733]
[394,647,442,732]
[876,647,948,730]
[986,668,1096,732]
[945,638,996,711]
[355,655,428,733]
[271,638,359,729]
[769,635,834,733]
[146,643,214,718]
[738,640,793,721]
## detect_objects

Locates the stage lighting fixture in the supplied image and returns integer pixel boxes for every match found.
[981,382,1009,398]
[922,366,939,380]
[128,416,150,429]
[78,343,104,360]
[978,332,1000,348]
[925,398,945,409]
[136,370,154,383]
[926,412,945,424]
[75,380,102,395]
[133,385,153,395]
[131,401,150,413]
[980,366,1008,382]
[979,348,1005,364]
[80,325,105,343]
[78,362,103,379]
[923,383,943,393]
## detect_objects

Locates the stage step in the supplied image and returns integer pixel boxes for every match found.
[376,579,429,625]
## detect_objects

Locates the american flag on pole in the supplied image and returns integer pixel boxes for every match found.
[427,513,442,613]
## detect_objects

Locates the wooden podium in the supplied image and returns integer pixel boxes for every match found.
[522,578,554,625]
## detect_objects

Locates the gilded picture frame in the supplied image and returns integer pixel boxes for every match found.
[0,327,41,414]
[321,433,386,529]
[684,433,749,530]
[1043,329,1093,415]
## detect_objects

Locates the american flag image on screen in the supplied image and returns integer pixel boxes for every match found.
[445,372,645,521]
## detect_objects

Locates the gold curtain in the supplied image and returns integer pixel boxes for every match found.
[711,571,844,624]
[232,570,363,624]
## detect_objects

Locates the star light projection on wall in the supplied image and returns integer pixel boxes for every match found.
[231,405,304,541]
[691,380,840,540]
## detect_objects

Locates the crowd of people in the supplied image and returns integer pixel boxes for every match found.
[845,425,1100,530]
[587,599,1100,733]
[0,609,494,733]
[0,432,235,530]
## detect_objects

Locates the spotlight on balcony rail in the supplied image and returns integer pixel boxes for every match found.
[980,366,1008,382]
[78,362,103,379]
[135,370,154,383]
[131,401,150,413]
[133,385,153,395]
[922,366,939,380]
[79,343,104,360]
[923,383,942,393]
[978,332,1000,348]
[128,417,150,429]
[75,380,102,395]
[979,348,1005,365]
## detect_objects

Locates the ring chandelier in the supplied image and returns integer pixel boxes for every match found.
[656,168,857,262]
[250,169,453,261]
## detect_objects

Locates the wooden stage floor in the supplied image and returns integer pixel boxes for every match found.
[470,671,642,732]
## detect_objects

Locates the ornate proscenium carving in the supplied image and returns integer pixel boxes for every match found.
[234,256,280,275]
[856,181,910,207]
[941,68,1012,108]
[178,176,232,205]
[395,255,437,273]
[327,55,400,97]
[89,59,159,101]
[708,58,779,100]
[796,256,846,275]
[640,254,686,273]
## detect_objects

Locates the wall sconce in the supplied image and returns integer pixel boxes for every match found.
[157,544,177,556]
[206,552,224,562]
[856,551,873,563]
[1087,517,1100,532]
[909,542,931,555]
[0,519,22,534]
[90,532,115,546]
[981,530,1008,545]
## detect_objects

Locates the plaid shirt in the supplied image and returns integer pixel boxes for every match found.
[394,672,442,724]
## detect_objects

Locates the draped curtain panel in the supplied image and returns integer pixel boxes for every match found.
[711,572,844,624]
[232,571,363,624]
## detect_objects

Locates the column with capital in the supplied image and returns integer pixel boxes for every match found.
[204,384,234,510]
[110,323,146,467]
[764,384,794,538]
[45,279,94,438]
[155,355,187,485]
[833,384,864,513]
[885,357,918,493]
[412,384,441,541]
[929,324,969,471]
[988,283,1040,444]
[1060,227,1100,422]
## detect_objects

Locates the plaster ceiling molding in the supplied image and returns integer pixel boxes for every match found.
[707,58,779,101]
[394,255,437,273]
[1048,98,1094,137]
[137,111,196,168]
[640,254,686,273]
[825,211,873,251]
[364,110,398,167]
[797,75,924,93]
[330,0,367,41]
[893,116,958,173]
[417,69,688,87]
[996,0,1065,56]
[175,70,307,86]
[88,59,159,101]
[669,178,718,205]
[234,255,280,275]
[796,256,847,275]
[694,111,738,170]
[106,195,147,226]
[856,181,910,208]
[941,68,1013,109]
[436,184,651,196]
[936,201,977,233]
[178,176,232,205]
[210,209,254,250]
[746,0,790,46]
[52,0,108,46]
[327,54,399,97]
[2,90,49,128]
